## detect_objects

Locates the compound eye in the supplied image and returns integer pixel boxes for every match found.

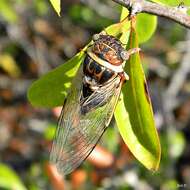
[120,50,129,61]
[92,31,107,41]
[92,34,100,41]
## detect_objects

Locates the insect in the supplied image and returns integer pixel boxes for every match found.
[50,32,140,175]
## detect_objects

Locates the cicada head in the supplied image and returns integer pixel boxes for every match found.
[92,32,129,66]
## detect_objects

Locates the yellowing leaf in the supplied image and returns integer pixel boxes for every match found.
[0,163,27,190]
[0,53,21,77]
[49,0,61,16]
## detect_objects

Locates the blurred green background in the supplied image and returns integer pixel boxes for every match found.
[0,0,190,189]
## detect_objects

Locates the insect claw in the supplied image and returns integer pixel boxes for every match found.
[119,72,129,84]
[124,72,129,80]
[128,47,141,56]
[120,48,141,61]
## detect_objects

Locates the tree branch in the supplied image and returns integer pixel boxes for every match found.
[112,0,190,29]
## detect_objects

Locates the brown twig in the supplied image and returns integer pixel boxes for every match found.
[112,0,190,29]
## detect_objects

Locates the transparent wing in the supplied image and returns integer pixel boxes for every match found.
[50,66,122,175]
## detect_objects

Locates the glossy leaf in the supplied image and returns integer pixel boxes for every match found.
[106,20,131,45]
[28,52,85,107]
[0,163,27,190]
[121,7,157,44]
[49,0,61,16]
[136,13,157,44]
[114,22,161,171]
[120,7,129,21]
[28,20,131,108]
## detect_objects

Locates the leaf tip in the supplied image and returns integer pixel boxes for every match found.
[49,0,61,17]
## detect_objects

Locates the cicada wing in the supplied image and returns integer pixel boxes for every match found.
[50,67,122,175]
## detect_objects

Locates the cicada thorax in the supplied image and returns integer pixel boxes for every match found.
[80,34,126,114]
[92,34,125,66]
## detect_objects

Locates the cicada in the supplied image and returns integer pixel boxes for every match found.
[50,32,140,175]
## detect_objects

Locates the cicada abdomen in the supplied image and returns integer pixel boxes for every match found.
[50,32,140,175]
[81,55,118,114]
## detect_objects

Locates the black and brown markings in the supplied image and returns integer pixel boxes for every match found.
[92,34,126,66]
[83,55,117,85]
[81,55,118,114]
[80,34,126,114]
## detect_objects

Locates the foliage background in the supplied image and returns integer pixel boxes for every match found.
[0,0,190,189]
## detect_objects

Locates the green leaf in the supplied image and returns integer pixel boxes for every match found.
[28,52,85,107]
[136,13,157,44]
[168,130,185,159]
[121,7,157,44]
[28,20,131,108]
[114,25,161,171]
[0,0,18,23]
[120,6,129,21]
[44,123,56,140]
[49,0,61,16]
[35,0,48,15]
[106,20,131,44]
[0,163,27,190]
